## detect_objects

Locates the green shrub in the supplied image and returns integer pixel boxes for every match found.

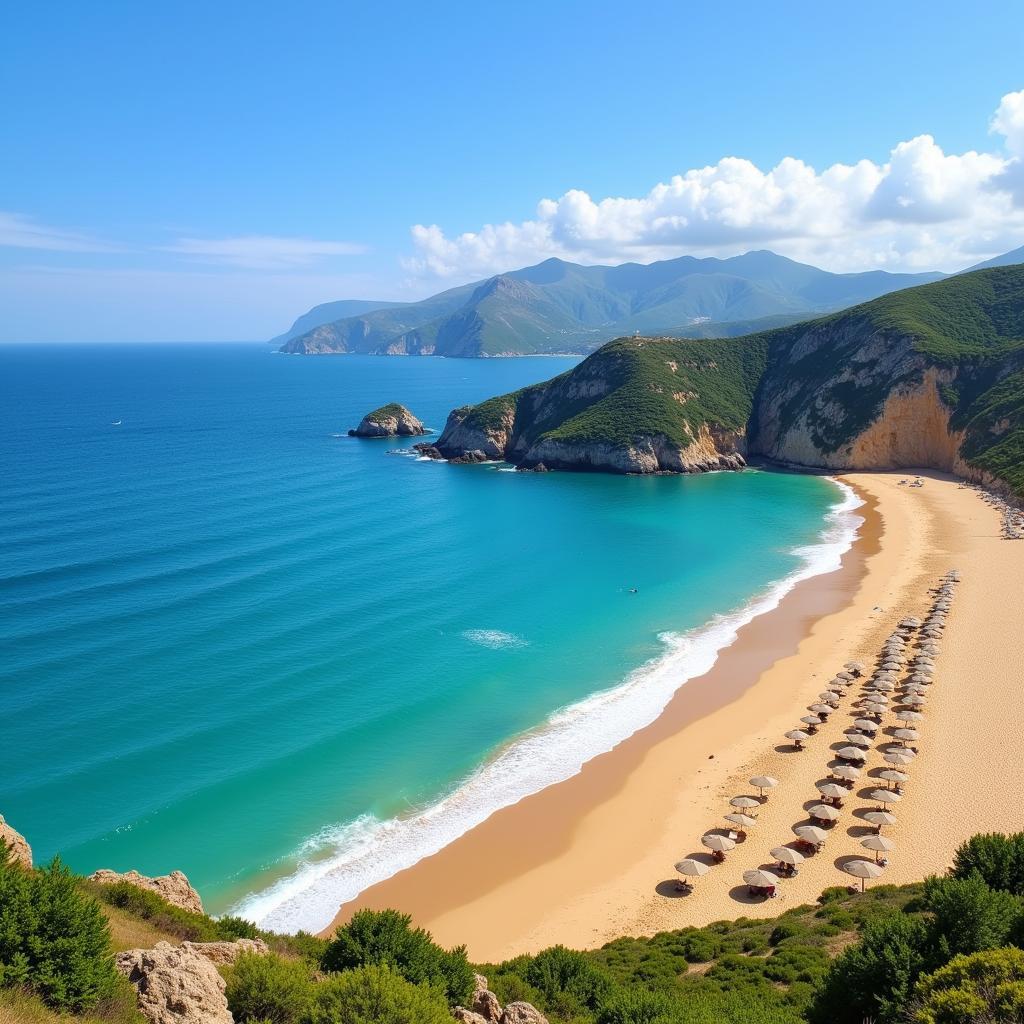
[596,987,675,1024]
[913,946,1024,1024]
[525,945,613,1012]
[951,832,1024,896]
[0,853,119,1012]
[301,964,451,1024]
[677,932,721,964]
[322,910,472,1005]
[769,922,805,946]
[225,952,314,1024]
[923,874,1022,959]
[809,912,929,1024]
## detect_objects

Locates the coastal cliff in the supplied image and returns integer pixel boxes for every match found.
[432,266,1024,495]
[348,403,427,437]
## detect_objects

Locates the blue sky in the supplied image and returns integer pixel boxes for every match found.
[3,1,1024,341]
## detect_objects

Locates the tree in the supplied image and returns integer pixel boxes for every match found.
[951,833,1024,895]
[525,945,613,1014]
[301,964,451,1024]
[913,946,1024,1023]
[225,952,314,1024]
[321,910,472,1005]
[808,912,929,1024]
[924,875,1023,960]
[597,988,676,1024]
[0,852,118,1012]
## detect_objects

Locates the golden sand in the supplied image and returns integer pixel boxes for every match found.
[330,471,1024,962]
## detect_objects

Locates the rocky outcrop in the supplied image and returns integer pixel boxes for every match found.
[435,402,517,460]
[349,403,427,438]
[115,941,232,1024]
[181,938,268,965]
[0,814,32,869]
[452,976,548,1024]
[89,869,204,915]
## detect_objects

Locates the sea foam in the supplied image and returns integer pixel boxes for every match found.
[232,479,863,933]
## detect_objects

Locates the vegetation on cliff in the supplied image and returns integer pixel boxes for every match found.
[439,265,1024,493]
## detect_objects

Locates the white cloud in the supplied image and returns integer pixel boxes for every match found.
[0,211,114,252]
[164,235,367,270]
[405,90,1024,280]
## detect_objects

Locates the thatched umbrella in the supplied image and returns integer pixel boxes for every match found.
[771,846,805,866]
[743,868,780,888]
[749,776,779,799]
[837,746,868,762]
[865,809,898,830]
[845,858,886,891]
[879,768,910,787]
[816,782,847,800]
[701,833,736,854]
[675,858,710,882]
[809,803,841,821]
[861,834,896,862]
[869,788,901,806]
[794,824,829,845]
[896,710,924,722]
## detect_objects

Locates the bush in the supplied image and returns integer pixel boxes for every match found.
[809,912,929,1024]
[0,853,119,1012]
[301,964,451,1024]
[951,832,1024,896]
[321,910,472,1005]
[225,952,314,1024]
[596,988,676,1024]
[913,946,1024,1023]
[97,882,225,942]
[923,874,1022,960]
[677,932,722,964]
[525,945,613,1012]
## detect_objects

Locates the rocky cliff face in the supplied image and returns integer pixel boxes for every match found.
[89,868,205,914]
[0,814,32,869]
[116,941,232,1024]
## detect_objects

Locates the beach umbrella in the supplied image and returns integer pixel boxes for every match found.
[896,710,924,722]
[749,776,779,798]
[881,660,902,671]
[801,715,823,727]
[836,671,854,681]
[843,733,872,748]
[810,703,834,715]
[893,728,919,743]
[816,782,846,799]
[771,846,805,866]
[730,795,761,810]
[837,746,867,761]
[701,833,736,853]
[724,812,757,829]
[884,743,917,759]
[864,703,887,716]
[871,681,896,692]
[832,764,862,781]
[794,824,828,844]
[743,868,780,887]
[861,834,896,861]
[809,803,841,821]
[845,661,866,674]
[845,858,886,891]
[675,858,709,878]
[869,789,901,806]
[865,809,898,829]
[902,694,927,706]
[785,729,810,744]
[820,691,842,703]
[901,617,921,629]
[879,769,910,786]
[854,719,880,732]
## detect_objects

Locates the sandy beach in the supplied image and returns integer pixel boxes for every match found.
[330,470,1024,962]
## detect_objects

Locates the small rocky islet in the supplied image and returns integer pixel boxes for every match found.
[348,402,427,438]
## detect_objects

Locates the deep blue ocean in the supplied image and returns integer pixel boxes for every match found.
[0,343,856,932]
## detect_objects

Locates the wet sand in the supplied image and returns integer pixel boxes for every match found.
[328,471,1024,962]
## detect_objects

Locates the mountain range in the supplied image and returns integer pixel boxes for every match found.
[275,250,947,357]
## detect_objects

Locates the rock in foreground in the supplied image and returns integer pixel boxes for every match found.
[0,814,32,869]
[349,403,427,437]
[452,974,548,1024]
[89,868,204,914]
[116,941,231,1024]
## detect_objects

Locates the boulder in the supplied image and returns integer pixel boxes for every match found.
[453,1010,489,1024]
[115,941,232,1024]
[471,973,502,1022]
[500,1003,548,1024]
[0,814,32,869]
[89,868,204,915]
[182,937,268,965]
[349,404,427,438]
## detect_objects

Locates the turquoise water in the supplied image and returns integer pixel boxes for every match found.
[0,343,853,931]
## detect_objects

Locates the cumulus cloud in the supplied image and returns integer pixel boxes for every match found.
[405,89,1024,280]
[165,235,367,270]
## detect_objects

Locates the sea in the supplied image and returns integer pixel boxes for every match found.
[0,342,861,933]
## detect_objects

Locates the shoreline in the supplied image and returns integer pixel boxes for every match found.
[323,475,879,951]
[326,469,1023,961]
